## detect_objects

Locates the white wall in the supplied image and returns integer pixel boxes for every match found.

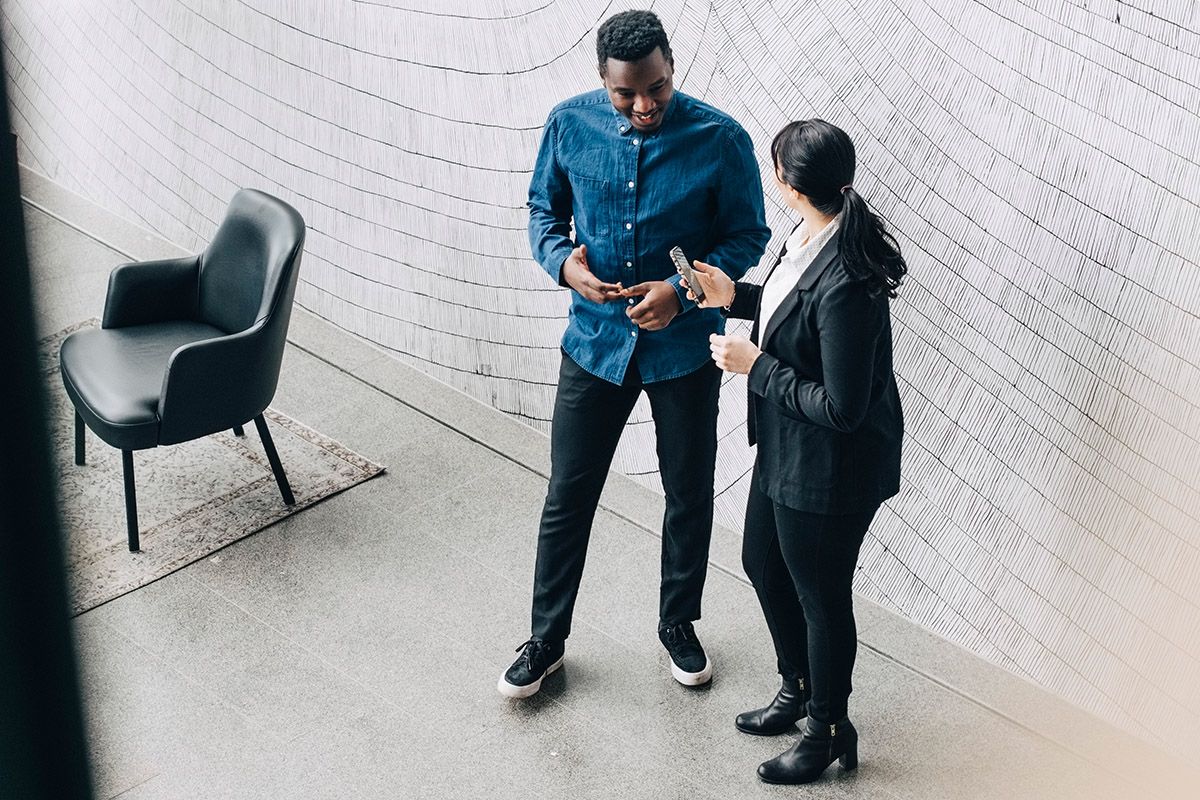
[5,0,1199,764]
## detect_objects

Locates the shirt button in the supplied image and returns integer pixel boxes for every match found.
[632,139,640,146]
[631,329,637,337]
[627,298,635,305]
[627,181,635,188]
[625,261,632,267]
[625,222,632,230]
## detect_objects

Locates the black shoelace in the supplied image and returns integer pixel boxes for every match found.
[663,623,695,646]
[515,637,545,669]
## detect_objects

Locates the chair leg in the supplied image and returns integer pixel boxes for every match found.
[121,450,140,552]
[74,410,85,466]
[232,424,245,437]
[253,414,295,506]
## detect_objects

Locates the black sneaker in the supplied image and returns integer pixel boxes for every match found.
[659,622,712,686]
[497,637,565,698]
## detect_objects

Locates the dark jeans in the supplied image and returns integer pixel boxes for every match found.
[742,466,877,723]
[531,351,721,642]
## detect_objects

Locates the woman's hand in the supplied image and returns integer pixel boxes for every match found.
[709,333,762,374]
[683,261,735,309]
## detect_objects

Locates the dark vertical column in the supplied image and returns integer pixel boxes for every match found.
[0,60,95,800]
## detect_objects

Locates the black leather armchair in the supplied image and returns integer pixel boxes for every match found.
[60,189,306,551]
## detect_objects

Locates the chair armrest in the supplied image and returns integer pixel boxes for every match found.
[156,318,289,446]
[102,255,200,329]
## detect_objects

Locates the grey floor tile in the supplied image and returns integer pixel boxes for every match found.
[105,739,348,800]
[446,719,723,800]
[269,346,449,461]
[430,461,547,579]
[561,543,664,648]
[86,574,382,743]
[852,593,904,637]
[846,649,1145,800]
[284,706,472,799]
[24,207,122,326]
[854,608,1186,796]
[326,418,516,520]
[19,166,188,263]
[323,402,456,472]
[596,471,666,531]
[526,625,735,780]
[74,617,239,748]
[73,616,291,800]
[350,354,555,475]
[190,508,489,672]
[288,308,388,373]
[705,522,750,583]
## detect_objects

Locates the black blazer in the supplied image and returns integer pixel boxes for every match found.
[727,228,902,514]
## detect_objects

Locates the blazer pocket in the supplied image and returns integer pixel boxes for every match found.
[778,417,837,491]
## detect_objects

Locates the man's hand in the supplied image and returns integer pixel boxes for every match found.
[561,244,624,303]
[622,281,682,331]
[709,333,762,374]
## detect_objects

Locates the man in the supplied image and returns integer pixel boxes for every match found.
[498,9,770,698]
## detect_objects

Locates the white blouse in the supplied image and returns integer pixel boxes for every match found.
[759,213,842,333]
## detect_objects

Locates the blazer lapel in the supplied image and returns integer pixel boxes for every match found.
[750,221,800,345]
[760,221,801,285]
[759,230,840,351]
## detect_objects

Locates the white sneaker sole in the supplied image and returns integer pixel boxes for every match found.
[497,653,565,699]
[670,655,712,686]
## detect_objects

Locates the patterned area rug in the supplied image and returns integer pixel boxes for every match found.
[42,320,385,614]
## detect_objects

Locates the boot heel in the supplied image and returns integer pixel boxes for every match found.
[839,746,858,771]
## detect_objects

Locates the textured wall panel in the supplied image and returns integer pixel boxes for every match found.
[4,0,1198,763]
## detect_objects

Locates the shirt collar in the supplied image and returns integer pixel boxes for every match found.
[786,212,842,259]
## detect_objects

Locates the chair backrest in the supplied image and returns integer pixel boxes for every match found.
[198,189,306,335]
[154,189,305,446]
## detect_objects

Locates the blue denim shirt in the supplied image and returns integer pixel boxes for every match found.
[528,89,771,384]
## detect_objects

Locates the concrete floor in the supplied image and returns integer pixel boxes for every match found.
[21,166,1196,799]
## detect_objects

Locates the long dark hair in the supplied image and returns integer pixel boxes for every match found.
[770,119,906,297]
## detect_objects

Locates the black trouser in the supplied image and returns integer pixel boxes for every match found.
[530,351,721,642]
[742,467,877,723]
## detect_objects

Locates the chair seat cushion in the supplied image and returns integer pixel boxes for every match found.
[60,321,226,451]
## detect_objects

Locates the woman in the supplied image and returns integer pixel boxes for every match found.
[687,119,905,784]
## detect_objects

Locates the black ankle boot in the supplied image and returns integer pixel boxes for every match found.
[756,716,858,784]
[734,677,807,736]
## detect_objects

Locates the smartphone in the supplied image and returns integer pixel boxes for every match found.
[669,246,705,304]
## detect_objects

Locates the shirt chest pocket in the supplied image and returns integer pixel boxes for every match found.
[568,169,612,239]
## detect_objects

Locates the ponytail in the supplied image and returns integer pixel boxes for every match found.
[839,187,906,298]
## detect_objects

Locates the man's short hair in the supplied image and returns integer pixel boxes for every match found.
[596,10,672,72]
